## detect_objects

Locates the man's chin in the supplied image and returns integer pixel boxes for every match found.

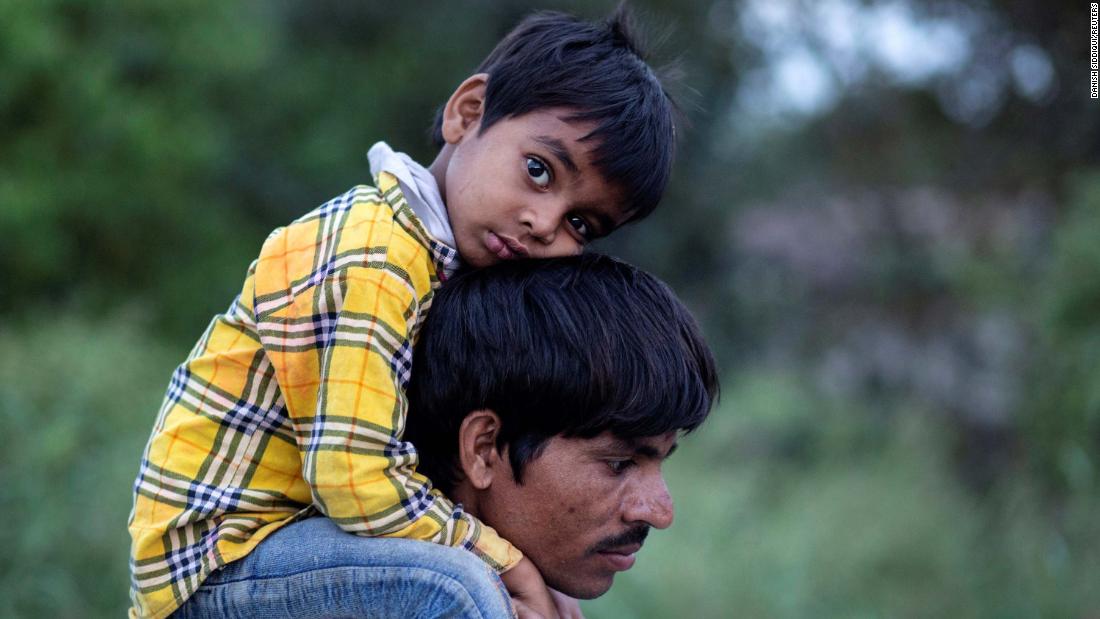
[544,571,615,600]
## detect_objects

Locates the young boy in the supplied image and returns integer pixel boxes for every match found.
[129,8,676,619]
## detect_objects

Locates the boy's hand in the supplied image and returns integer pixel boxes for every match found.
[511,599,549,619]
[501,557,558,619]
[549,588,585,619]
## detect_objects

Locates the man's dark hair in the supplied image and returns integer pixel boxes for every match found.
[430,7,678,222]
[405,254,718,494]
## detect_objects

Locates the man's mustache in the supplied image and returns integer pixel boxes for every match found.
[588,526,650,554]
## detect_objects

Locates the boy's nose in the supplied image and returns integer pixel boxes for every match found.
[519,203,564,244]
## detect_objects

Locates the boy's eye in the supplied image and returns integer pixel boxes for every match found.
[567,215,592,240]
[526,156,551,188]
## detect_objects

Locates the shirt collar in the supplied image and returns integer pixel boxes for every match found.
[367,141,455,251]
[373,170,461,281]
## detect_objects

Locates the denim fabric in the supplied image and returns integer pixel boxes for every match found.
[171,517,515,619]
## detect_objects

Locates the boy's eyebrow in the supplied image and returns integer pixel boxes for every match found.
[534,135,580,175]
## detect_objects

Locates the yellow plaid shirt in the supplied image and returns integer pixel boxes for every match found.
[128,173,522,619]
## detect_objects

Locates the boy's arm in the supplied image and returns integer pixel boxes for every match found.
[253,189,522,573]
[503,557,567,619]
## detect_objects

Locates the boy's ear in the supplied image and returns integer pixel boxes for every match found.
[456,408,504,490]
[440,73,489,144]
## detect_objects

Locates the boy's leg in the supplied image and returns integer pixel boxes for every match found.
[172,517,515,619]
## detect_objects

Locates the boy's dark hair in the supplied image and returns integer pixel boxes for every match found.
[404,254,718,494]
[430,7,677,222]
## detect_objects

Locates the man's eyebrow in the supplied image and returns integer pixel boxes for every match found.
[610,437,679,460]
[533,135,579,175]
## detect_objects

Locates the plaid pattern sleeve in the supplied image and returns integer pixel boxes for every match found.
[128,173,521,619]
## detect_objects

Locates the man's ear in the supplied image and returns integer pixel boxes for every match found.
[457,409,504,490]
[440,73,488,145]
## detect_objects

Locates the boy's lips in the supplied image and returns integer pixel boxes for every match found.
[485,231,529,260]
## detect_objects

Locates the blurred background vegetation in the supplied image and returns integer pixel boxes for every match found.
[1,0,1097,617]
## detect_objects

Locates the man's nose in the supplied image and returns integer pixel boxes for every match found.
[624,473,674,530]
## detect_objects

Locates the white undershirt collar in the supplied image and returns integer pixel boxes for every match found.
[367,141,456,251]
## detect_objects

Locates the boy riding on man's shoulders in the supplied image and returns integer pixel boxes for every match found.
[129,8,681,619]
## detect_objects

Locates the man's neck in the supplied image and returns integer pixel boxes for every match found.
[449,482,481,519]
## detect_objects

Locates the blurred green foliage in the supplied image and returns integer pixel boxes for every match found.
[0,314,176,617]
[1,0,1097,617]
[1026,173,1100,496]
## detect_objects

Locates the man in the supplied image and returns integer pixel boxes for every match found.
[405,254,719,614]
[171,255,717,619]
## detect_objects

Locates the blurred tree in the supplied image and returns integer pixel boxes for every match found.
[1027,172,1100,494]
[0,1,275,338]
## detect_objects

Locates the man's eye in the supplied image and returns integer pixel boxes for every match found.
[567,215,591,240]
[526,156,551,188]
[607,460,634,475]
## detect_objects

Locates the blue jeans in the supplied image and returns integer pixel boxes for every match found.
[172,517,515,619]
